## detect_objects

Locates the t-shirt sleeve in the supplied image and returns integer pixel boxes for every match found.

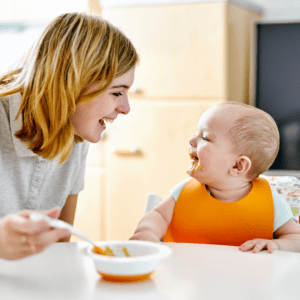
[272,186,294,232]
[170,177,192,202]
[69,141,89,195]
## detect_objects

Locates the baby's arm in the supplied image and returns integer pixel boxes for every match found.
[272,218,300,251]
[239,218,300,253]
[129,194,176,243]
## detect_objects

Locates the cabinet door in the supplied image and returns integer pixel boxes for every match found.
[104,99,223,241]
[71,168,105,242]
[103,3,226,99]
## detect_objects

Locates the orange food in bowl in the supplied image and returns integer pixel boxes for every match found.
[93,246,131,257]
[93,245,107,255]
[98,272,152,282]
[89,241,172,282]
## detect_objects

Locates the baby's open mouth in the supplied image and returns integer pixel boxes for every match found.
[189,153,198,161]
[188,151,202,173]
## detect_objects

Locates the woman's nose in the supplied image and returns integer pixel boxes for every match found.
[117,96,130,115]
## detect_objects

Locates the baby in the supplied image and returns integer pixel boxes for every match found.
[130,102,300,253]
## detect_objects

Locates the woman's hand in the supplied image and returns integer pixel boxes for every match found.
[239,239,279,253]
[0,207,71,260]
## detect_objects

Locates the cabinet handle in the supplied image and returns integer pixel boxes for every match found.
[109,145,143,157]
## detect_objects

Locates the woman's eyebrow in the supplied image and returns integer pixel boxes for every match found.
[110,84,130,89]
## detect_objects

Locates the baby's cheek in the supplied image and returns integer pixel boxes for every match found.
[198,152,210,170]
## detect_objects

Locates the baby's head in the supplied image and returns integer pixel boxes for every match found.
[188,102,279,182]
[225,102,279,179]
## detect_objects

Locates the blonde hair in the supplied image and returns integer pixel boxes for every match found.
[221,102,279,179]
[0,12,139,164]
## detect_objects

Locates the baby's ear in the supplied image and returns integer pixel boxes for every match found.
[230,156,252,176]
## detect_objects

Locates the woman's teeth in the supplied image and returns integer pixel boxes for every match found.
[103,118,114,124]
[99,118,114,126]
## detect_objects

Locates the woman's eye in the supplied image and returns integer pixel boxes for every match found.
[113,92,123,97]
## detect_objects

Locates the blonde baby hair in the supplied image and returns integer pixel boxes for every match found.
[0,12,139,164]
[220,102,280,180]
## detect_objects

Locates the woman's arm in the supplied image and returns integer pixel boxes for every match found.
[58,194,78,242]
[129,194,176,242]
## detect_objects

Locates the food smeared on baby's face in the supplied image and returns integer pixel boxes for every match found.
[187,151,202,174]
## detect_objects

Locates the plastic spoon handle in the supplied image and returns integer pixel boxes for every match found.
[29,213,95,245]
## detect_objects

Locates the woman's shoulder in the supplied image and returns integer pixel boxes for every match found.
[72,139,90,155]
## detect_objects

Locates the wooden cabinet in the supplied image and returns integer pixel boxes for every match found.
[103,2,261,103]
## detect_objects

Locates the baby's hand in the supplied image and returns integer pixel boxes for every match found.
[129,231,161,243]
[239,239,279,253]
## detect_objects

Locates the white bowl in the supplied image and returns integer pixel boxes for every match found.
[87,240,172,282]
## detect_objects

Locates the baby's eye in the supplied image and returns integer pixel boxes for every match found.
[202,136,209,141]
[112,92,123,97]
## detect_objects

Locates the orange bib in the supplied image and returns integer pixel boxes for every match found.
[163,177,274,246]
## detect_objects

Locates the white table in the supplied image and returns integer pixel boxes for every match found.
[1,242,300,300]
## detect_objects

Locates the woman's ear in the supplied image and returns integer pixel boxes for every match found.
[230,156,252,176]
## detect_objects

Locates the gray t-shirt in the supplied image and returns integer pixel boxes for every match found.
[0,93,89,218]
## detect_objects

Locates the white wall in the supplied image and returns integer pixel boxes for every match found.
[244,0,300,21]
[0,0,91,74]
[0,0,88,21]
[99,0,300,21]
[264,8,300,21]
[1,0,300,22]
[100,0,261,13]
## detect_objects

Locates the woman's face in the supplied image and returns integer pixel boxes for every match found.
[71,68,135,143]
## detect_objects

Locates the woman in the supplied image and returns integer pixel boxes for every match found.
[0,12,139,260]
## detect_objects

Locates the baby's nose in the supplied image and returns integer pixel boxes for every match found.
[189,136,196,146]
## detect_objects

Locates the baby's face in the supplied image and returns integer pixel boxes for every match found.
[187,106,238,184]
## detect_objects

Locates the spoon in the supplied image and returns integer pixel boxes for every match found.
[29,213,107,255]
